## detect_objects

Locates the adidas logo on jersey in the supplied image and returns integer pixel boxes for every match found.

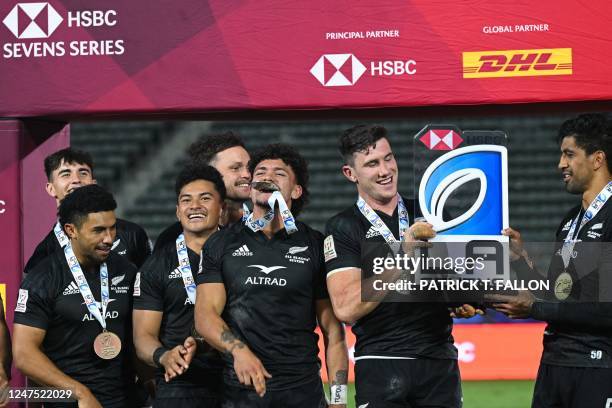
[561,220,572,231]
[232,245,253,256]
[365,226,381,238]
[62,281,80,296]
[168,268,182,279]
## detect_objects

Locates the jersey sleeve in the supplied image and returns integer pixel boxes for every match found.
[13,268,55,330]
[133,254,166,311]
[324,214,362,275]
[196,230,226,285]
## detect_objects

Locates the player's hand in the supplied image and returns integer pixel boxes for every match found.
[486,290,535,319]
[232,346,272,397]
[502,227,525,261]
[180,336,197,367]
[76,388,102,408]
[0,373,8,408]
[160,344,192,382]
[402,222,435,254]
[450,303,485,318]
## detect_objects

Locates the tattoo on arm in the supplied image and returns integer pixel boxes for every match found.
[331,369,348,385]
[220,326,245,355]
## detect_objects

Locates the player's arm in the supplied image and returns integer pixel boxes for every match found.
[316,299,348,408]
[194,283,271,397]
[12,324,101,407]
[132,310,195,382]
[326,222,431,323]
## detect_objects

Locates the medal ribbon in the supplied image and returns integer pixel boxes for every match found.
[176,233,197,305]
[241,203,251,222]
[357,193,410,244]
[53,221,70,248]
[63,243,109,330]
[245,191,298,234]
[561,181,612,267]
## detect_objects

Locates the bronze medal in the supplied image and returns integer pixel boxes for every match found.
[93,330,122,360]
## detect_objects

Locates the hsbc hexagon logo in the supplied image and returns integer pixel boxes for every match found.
[419,129,463,151]
[3,2,63,39]
[310,54,367,87]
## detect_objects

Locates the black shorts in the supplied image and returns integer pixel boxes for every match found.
[532,364,612,408]
[355,358,462,408]
[221,376,327,408]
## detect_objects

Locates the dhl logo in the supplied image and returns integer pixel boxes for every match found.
[0,284,5,312]
[462,48,572,78]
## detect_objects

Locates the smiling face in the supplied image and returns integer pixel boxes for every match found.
[558,136,596,195]
[176,179,224,234]
[64,211,116,266]
[211,146,251,202]
[46,160,95,203]
[342,137,398,204]
[250,159,302,212]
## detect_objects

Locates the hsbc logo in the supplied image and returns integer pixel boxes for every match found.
[310,54,367,86]
[419,129,463,150]
[310,53,416,87]
[3,3,62,39]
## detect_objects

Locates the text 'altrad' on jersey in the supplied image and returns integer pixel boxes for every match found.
[197,221,328,391]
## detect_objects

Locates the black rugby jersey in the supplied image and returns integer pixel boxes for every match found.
[324,197,457,360]
[24,218,152,274]
[14,250,137,406]
[133,240,223,398]
[527,200,612,368]
[153,222,183,253]
[197,221,328,391]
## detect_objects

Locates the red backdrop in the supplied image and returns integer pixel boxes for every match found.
[1,0,612,118]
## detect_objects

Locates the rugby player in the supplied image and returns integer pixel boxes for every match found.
[133,164,225,407]
[13,185,138,408]
[24,148,151,273]
[154,132,250,251]
[195,144,348,407]
[324,125,463,407]
[492,113,612,407]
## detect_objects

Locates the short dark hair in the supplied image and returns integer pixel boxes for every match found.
[175,164,227,201]
[248,144,309,216]
[44,148,94,181]
[58,184,116,229]
[339,125,389,164]
[557,113,612,172]
[187,131,246,165]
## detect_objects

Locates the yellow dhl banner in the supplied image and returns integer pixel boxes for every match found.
[463,48,572,78]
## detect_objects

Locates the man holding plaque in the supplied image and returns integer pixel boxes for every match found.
[13,185,138,408]
[195,144,348,407]
[24,148,152,274]
[324,125,463,408]
[492,113,612,408]
[133,164,225,407]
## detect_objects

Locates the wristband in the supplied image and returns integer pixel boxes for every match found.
[329,384,347,405]
[152,347,168,368]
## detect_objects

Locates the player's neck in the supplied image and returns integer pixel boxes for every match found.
[582,173,612,209]
[361,191,398,216]
[183,228,215,253]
